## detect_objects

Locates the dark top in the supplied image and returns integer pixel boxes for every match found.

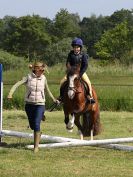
[66,50,89,76]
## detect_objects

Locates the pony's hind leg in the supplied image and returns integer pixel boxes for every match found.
[90,129,93,140]
[77,130,84,140]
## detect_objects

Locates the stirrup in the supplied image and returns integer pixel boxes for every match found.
[87,96,95,104]
[90,97,95,104]
[57,97,62,102]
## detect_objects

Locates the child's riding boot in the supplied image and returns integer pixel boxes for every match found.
[87,95,95,104]
[89,97,96,104]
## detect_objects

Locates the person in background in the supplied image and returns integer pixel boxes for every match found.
[7,62,58,153]
[59,37,95,104]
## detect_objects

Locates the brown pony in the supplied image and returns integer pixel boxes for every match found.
[60,64,101,140]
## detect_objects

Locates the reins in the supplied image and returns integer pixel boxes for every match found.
[48,102,61,112]
[68,86,76,92]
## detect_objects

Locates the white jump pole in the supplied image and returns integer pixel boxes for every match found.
[27,137,133,149]
[3,129,133,151]
[99,144,133,151]
[0,64,3,143]
[1,129,85,143]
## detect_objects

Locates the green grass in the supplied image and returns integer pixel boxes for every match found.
[3,61,133,111]
[0,110,133,177]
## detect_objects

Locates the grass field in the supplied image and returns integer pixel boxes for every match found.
[3,61,133,111]
[0,110,133,177]
[1,52,133,176]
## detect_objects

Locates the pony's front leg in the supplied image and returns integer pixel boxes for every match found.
[64,114,69,129]
[64,114,72,132]
[78,130,84,140]
[74,115,84,140]
[66,113,75,132]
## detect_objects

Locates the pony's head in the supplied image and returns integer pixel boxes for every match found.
[67,65,80,76]
[66,65,82,99]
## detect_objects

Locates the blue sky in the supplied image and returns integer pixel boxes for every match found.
[0,0,133,19]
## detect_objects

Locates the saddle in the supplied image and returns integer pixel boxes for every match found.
[60,81,68,101]
[60,80,90,100]
[80,80,90,96]
[59,79,95,105]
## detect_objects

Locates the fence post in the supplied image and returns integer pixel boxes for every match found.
[0,64,3,143]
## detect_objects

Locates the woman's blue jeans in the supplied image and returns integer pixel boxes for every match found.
[25,104,45,132]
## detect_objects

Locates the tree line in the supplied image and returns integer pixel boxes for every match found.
[0,8,133,68]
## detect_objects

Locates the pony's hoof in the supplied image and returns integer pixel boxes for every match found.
[80,135,84,140]
[67,129,73,133]
[66,126,73,132]
[67,122,74,129]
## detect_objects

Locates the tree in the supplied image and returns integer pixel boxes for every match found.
[0,49,27,70]
[0,16,18,52]
[0,15,51,60]
[17,15,51,60]
[44,38,72,66]
[44,37,88,66]
[108,9,133,27]
[95,21,132,61]
[80,15,111,57]
[53,9,81,40]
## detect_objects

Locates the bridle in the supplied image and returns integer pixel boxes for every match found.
[68,86,77,92]
[67,75,82,100]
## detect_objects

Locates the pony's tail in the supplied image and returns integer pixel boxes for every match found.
[82,111,101,137]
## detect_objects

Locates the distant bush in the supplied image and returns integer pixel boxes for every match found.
[0,50,28,70]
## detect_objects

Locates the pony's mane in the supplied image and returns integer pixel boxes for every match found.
[66,65,80,76]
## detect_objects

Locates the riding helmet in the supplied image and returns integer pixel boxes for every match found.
[71,38,83,48]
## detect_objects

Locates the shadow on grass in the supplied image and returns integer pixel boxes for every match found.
[0,141,32,150]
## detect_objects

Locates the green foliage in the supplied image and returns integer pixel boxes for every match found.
[3,62,133,111]
[1,110,133,177]
[95,21,133,61]
[81,9,133,58]
[80,15,111,57]
[42,37,88,66]
[0,9,133,63]
[53,9,81,40]
[0,50,27,70]
[108,9,133,27]
[44,38,72,66]
[0,15,51,60]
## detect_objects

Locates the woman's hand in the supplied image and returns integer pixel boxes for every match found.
[54,99,60,105]
[56,99,60,104]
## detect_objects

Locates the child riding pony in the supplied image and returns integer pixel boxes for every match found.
[60,64,101,140]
